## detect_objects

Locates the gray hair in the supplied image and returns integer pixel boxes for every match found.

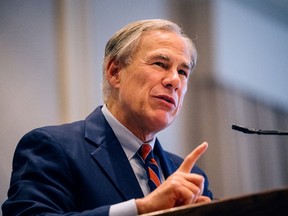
[102,19,197,103]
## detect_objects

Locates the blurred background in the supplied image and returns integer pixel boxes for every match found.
[1,0,288,207]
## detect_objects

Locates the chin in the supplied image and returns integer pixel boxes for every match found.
[152,115,174,130]
[145,109,175,128]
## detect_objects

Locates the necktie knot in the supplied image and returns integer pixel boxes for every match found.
[140,143,152,161]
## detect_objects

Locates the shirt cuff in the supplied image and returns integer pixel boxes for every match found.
[109,199,138,216]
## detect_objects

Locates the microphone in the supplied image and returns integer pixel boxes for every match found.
[232,124,288,135]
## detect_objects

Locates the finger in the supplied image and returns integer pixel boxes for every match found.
[178,173,204,192]
[195,195,212,204]
[180,173,205,197]
[174,186,198,206]
[175,182,205,205]
[178,142,208,173]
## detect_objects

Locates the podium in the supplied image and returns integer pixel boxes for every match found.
[141,188,288,216]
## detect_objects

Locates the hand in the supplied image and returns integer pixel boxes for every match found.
[136,142,211,214]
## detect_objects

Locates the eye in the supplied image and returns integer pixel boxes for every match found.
[178,69,188,77]
[154,62,167,69]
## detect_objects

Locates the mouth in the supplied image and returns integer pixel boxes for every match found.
[155,95,176,107]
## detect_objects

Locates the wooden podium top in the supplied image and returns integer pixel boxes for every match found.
[140,187,288,216]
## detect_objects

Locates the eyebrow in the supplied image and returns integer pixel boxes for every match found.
[149,54,192,71]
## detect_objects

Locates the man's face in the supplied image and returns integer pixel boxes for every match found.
[109,30,192,138]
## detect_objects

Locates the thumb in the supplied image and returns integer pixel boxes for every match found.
[178,142,208,173]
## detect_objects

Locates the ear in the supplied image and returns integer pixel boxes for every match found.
[105,59,122,88]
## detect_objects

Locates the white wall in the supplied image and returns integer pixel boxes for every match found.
[213,0,288,110]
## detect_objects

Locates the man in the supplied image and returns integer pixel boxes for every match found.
[2,19,213,216]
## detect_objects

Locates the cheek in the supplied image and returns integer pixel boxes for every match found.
[179,85,188,101]
[174,87,187,112]
[120,81,148,104]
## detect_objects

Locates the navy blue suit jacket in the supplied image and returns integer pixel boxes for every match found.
[2,106,213,216]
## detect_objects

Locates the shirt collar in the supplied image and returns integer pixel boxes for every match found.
[101,105,156,160]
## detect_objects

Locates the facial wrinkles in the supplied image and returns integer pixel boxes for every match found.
[156,53,189,96]
[117,31,190,137]
[144,42,191,83]
[139,34,190,111]
[143,31,191,64]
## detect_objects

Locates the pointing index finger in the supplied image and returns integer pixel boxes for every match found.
[178,142,208,173]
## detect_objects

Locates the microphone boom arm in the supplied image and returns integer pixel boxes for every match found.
[232,124,288,135]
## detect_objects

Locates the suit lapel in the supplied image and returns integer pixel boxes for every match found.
[85,107,144,200]
[154,139,178,179]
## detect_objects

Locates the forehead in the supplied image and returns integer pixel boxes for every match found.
[136,30,192,64]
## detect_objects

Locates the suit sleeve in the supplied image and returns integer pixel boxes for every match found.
[2,129,110,216]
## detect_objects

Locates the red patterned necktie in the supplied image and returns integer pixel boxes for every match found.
[138,143,162,192]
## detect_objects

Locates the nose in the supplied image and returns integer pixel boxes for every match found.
[162,69,181,90]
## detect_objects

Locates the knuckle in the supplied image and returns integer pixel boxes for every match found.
[195,187,201,196]
[170,178,180,188]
